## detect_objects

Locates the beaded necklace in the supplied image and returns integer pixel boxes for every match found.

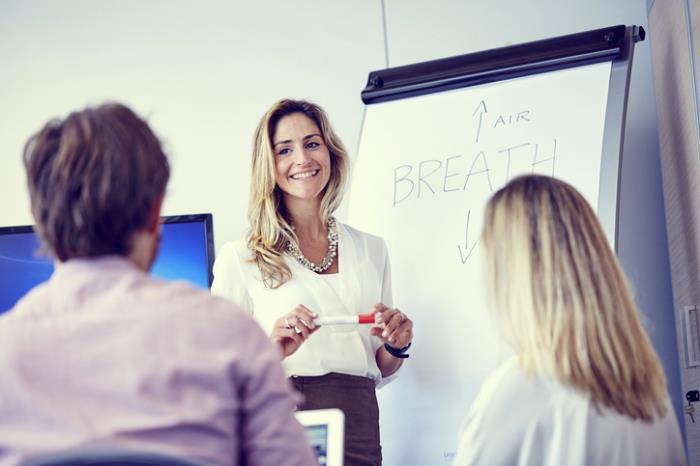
[286,216,338,273]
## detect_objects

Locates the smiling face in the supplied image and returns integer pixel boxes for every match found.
[272,112,332,208]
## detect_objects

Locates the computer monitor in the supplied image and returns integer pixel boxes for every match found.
[294,409,345,466]
[0,213,214,314]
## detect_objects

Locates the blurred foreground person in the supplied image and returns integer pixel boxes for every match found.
[454,174,685,466]
[0,103,316,466]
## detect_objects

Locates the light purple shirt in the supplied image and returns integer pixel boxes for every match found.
[0,256,317,466]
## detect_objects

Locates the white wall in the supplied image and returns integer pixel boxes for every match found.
[0,0,385,250]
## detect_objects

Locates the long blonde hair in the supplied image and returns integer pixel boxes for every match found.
[481,174,667,421]
[247,99,349,288]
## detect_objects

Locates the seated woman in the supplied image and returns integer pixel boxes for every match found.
[454,174,685,466]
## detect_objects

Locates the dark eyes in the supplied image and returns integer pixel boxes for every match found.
[276,141,321,156]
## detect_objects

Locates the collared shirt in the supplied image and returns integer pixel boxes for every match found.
[212,223,397,387]
[454,358,686,466]
[0,256,316,466]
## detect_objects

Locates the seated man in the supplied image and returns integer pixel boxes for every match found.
[0,103,316,466]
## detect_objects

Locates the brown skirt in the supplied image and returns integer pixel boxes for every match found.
[291,372,381,466]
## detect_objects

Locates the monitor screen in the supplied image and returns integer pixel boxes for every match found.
[0,214,214,315]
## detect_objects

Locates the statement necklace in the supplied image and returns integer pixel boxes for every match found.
[287,216,338,273]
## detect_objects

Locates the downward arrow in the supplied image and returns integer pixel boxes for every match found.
[457,210,478,264]
[472,100,488,143]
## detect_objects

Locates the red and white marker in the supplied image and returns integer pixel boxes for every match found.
[313,313,376,326]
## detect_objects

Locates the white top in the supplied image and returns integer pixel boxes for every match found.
[453,358,686,466]
[212,222,395,386]
[319,272,341,294]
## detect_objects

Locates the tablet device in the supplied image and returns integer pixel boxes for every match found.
[294,408,345,466]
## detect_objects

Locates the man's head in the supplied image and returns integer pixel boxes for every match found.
[23,103,170,269]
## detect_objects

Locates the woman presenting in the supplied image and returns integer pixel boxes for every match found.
[212,99,413,466]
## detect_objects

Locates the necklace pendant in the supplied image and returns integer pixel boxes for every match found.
[287,217,338,273]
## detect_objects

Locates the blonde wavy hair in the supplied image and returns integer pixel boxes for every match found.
[481,174,667,421]
[247,99,349,288]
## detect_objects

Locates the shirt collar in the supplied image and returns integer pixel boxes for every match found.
[54,255,143,277]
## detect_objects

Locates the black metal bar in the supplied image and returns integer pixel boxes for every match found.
[362,24,643,104]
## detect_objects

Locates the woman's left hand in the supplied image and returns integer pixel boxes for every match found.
[369,303,413,349]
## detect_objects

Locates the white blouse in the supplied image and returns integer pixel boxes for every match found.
[211,223,396,386]
[453,358,686,466]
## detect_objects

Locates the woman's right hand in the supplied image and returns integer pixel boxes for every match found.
[271,305,319,358]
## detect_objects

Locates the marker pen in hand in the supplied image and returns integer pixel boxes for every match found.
[313,313,376,326]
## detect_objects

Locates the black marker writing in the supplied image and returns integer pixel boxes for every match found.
[393,165,414,206]
[498,143,530,184]
[417,160,442,198]
[462,151,493,192]
[531,138,560,176]
[473,100,487,143]
[457,210,478,264]
[493,110,531,128]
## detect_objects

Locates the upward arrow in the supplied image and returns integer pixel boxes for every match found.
[472,100,487,143]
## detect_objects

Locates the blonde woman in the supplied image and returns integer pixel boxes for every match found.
[453,174,685,465]
[212,99,413,466]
